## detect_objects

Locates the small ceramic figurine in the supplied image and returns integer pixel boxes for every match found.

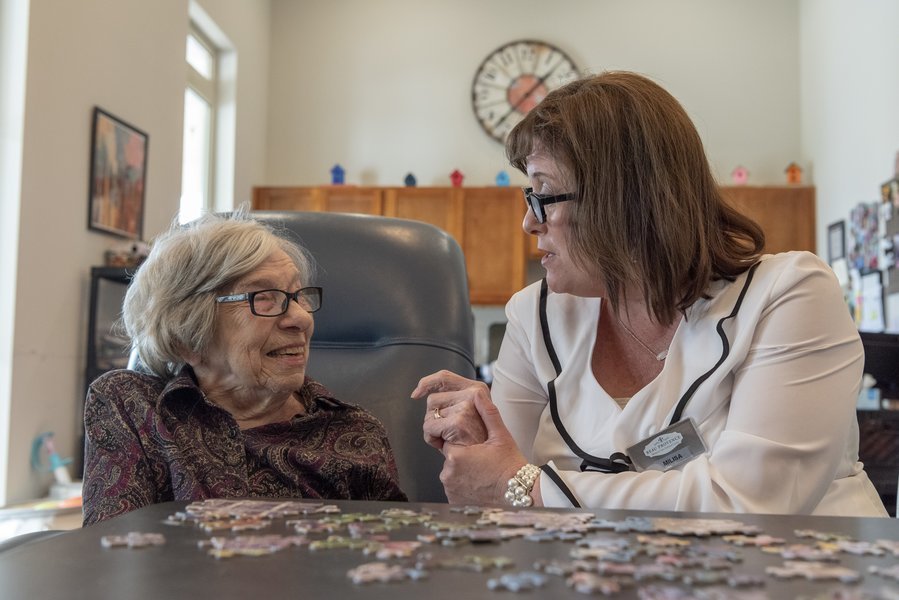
[730,166,749,186]
[495,170,510,187]
[785,162,803,185]
[450,169,464,188]
[330,164,345,185]
[404,173,417,187]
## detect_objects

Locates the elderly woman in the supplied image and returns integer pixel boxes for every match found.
[415,71,887,517]
[82,212,406,525]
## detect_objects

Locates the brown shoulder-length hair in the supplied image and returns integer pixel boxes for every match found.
[506,71,764,324]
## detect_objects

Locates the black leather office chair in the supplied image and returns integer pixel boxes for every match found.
[251,211,476,502]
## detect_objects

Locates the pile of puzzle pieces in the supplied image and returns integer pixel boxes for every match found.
[97,499,899,597]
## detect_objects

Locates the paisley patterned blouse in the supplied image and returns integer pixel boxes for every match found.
[82,368,407,525]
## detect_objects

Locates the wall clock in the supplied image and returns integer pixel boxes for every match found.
[471,40,579,143]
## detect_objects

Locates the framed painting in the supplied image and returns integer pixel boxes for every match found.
[88,107,148,240]
[828,220,846,264]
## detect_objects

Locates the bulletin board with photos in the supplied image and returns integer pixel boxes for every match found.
[836,166,899,336]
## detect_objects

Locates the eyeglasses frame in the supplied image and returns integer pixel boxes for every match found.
[215,286,323,317]
[522,187,575,223]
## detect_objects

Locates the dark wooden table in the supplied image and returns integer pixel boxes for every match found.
[1,500,897,599]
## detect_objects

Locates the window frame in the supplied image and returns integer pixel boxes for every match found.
[181,24,218,222]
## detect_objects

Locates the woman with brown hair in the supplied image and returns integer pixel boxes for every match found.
[415,71,886,517]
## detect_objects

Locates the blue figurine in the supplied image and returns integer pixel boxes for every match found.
[495,170,510,187]
[404,173,417,187]
[330,164,345,185]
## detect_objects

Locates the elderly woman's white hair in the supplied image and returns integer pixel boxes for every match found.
[121,210,315,378]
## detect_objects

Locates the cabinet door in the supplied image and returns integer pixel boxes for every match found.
[320,187,382,215]
[720,186,816,254]
[383,187,464,242]
[461,187,527,305]
[253,187,323,211]
[253,186,382,214]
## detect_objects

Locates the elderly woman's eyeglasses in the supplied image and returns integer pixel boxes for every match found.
[522,187,575,224]
[215,287,323,317]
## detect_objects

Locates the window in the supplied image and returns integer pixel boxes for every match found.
[180,26,217,224]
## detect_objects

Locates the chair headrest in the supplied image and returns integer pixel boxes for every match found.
[252,211,473,358]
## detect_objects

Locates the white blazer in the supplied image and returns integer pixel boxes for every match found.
[493,251,888,517]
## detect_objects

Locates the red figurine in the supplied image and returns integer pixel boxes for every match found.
[450,169,464,188]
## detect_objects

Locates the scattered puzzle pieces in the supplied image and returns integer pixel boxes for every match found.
[868,563,899,582]
[107,498,895,596]
[100,532,166,549]
[198,534,307,558]
[723,534,786,547]
[346,561,427,584]
[567,572,624,595]
[486,571,548,592]
[766,561,861,583]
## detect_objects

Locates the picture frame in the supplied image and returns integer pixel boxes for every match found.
[88,107,148,240]
[828,220,846,264]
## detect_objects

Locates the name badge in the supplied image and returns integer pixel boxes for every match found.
[626,418,707,472]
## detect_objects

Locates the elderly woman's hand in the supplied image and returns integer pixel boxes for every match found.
[412,370,489,451]
[440,391,535,505]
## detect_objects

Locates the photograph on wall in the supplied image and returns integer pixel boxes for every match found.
[88,107,148,240]
[827,220,845,264]
[847,202,879,272]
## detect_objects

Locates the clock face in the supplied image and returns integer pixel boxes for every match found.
[471,40,579,143]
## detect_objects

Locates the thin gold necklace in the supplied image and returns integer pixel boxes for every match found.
[615,314,668,361]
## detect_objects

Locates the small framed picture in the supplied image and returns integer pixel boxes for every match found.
[828,220,846,264]
[88,107,149,240]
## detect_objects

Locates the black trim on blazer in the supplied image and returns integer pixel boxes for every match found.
[540,463,581,508]
[668,261,761,425]
[538,279,562,374]
[540,280,633,474]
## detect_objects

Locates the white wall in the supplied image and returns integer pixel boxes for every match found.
[267,0,801,188]
[799,0,899,254]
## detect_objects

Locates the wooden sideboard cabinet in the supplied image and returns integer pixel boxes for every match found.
[253,186,382,215]
[720,185,816,254]
[254,184,816,304]
[252,186,526,305]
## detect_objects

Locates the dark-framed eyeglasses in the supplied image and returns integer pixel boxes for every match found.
[215,287,323,317]
[522,187,575,224]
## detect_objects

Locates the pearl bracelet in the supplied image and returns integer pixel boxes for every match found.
[504,463,541,507]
